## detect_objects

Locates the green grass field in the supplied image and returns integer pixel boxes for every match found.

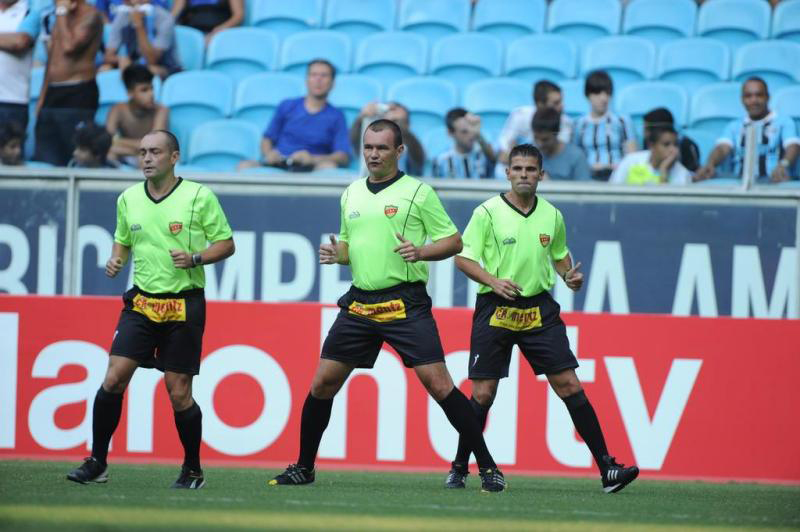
[0,461,798,531]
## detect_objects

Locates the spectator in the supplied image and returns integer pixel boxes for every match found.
[432,107,496,179]
[573,70,637,181]
[239,59,352,172]
[103,0,181,79]
[68,121,117,168]
[532,107,590,181]
[106,64,168,167]
[497,79,573,165]
[0,0,37,130]
[643,107,700,172]
[695,77,799,184]
[27,0,103,166]
[349,101,425,176]
[171,0,244,44]
[610,125,690,185]
[94,0,169,23]
[0,120,25,165]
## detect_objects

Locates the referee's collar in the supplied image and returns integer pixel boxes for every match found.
[501,193,537,218]
[144,176,183,204]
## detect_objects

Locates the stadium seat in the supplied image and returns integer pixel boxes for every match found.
[174,25,204,71]
[558,79,589,119]
[324,0,395,47]
[732,41,800,91]
[386,77,459,139]
[279,30,352,75]
[681,127,722,164]
[463,78,531,140]
[94,70,164,125]
[657,38,731,93]
[472,0,546,44]
[688,82,741,137]
[354,32,428,85]
[546,0,621,47]
[161,71,234,159]
[328,74,383,125]
[232,72,305,129]
[504,34,578,81]
[622,0,696,45]
[429,33,503,85]
[398,0,471,44]
[188,119,262,171]
[774,85,800,132]
[581,36,656,93]
[422,126,453,176]
[772,0,800,43]
[205,28,279,83]
[696,0,770,51]
[616,82,688,143]
[251,0,324,39]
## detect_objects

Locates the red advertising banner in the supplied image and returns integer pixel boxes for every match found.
[1,296,798,483]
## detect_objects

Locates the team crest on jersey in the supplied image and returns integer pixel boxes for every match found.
[169,221,183,235]
[539,233,550,247]
[384,205,398,218]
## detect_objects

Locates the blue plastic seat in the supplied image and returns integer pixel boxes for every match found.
[688,82,741,137]
[774,85,800,132]
[559,79,589,119]
[772,0,800,43]
[398,0,471,44]
[732,41,800,92]
[188,119,262,171]
[279,30,352,75]
[582,36,656,93]
[616,82,688,143]
[354,32,428,85]
[205,28,279,83]
[232,72,305,129]
[429,33,503,85]
[681,127,722,164]
[161,71,234,158]
[622,0,696,45]
[386,77,459,139]
[504,34,578,81]
[657,38,731,93]
[328,74,383,125]
[697,0,770,51]
[463,78,531,141]
[251,0,324,39]
[423,126,455,176]
[324,0,395,47]
[546,0,621,47]
[174,25,204,70]
[472,0,546,44]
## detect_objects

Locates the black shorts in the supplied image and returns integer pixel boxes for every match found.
[321,282,445,369]
[468,291,578,379]
[110,286,206,375]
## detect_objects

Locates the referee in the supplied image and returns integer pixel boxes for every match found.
[444,143,639,493]
[269,119,505,492]
[66,130,235,489]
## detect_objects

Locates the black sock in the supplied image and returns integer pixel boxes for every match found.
[174,401,202,471]
[91,387,123,466]
[563,390,609,472]
[438,387,496,470]
[297,393,334,470]
[453,397,490,465]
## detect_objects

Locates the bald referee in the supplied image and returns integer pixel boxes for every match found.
[66,130,235,489]
[269,119,505,492]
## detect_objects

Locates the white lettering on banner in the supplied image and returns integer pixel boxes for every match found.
[261,232,315,302]
[205,231,256,301]
[672,244,719,317]
[194,345,291,456]
[0,224,29,294]
[76,225,113,295]
[0,313,19,448]
[429,350,519,465]
[584,241,630,314]
[429,257,454,308]
[605,356,702,469]
[732,246,797,319]
[27,341,107,450]
[126,370,163,453]
[37,225,58,295]
[318,234,351,304]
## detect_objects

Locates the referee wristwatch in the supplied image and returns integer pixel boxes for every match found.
[191,253,203,267]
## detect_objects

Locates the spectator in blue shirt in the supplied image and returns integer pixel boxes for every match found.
[239,59,352,172]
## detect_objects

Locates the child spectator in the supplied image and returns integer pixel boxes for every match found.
[68,122,118,168]
[0,120,24,166]
[610,125,690,185]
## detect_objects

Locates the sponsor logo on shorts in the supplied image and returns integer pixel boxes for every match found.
[539,233,550,247]
[132,293,187,323]
[348,298,406,322]
[130,224,141,232]
[503,237,516,245]
[384,205,399,218]
[169,221,183,235]
[490,305,542,331]
[349,211,360,219]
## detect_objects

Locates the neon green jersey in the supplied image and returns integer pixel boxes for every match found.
[114,178,233,293]
[339,174,458,291]
[459,194,569,297]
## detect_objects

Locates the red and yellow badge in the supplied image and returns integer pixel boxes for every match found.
[169,221,183,235]
[384,205,398,218]
[539,233,550,247]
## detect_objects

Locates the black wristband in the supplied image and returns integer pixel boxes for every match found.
[192,253,203,267]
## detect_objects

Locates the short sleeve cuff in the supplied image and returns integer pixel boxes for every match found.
[551,248,569,262]
[783,136,800,148]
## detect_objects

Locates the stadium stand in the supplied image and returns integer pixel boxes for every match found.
[774,85,800,131]
[232,73,306,130]
[616,81,688,143]
[398,0,471,44]
[354,32,428,84]
[688,82,742,136]
[386,76,458,139]
[327,74,384,126]
[187,119,262,171]
[429,33,503,85]
[279,30,352,75]
[421,126,453,176]
[622,0,696,45]
[205,28,279,83]
[175,25,205,71]
[250,0,324,39]
[323,0,396,46]
[462,77,530,140]
[546,0,621,47]
[772,0,800,43]
[656,38,732,93]
[471,0,546,44]
[731,40,800,91]
[558,79,590,120]
[696,0,771,51]
[581,35,657,92]
[504,34,578,81]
